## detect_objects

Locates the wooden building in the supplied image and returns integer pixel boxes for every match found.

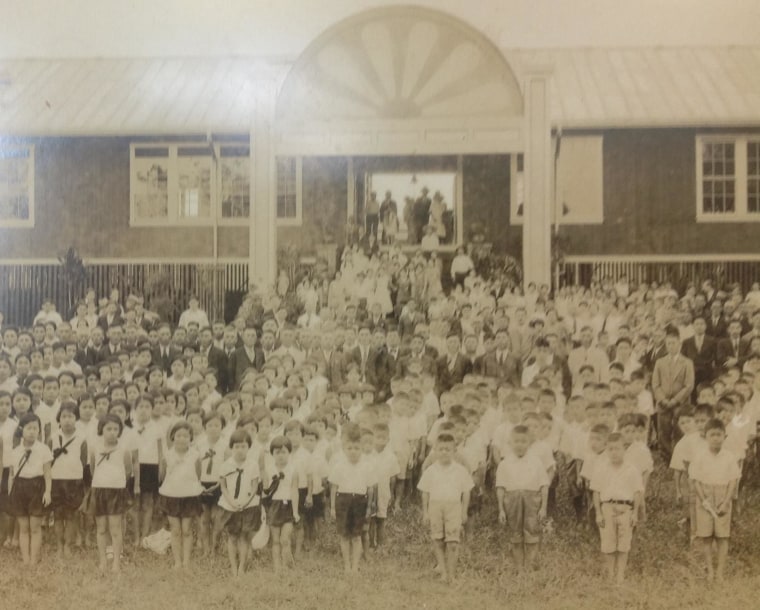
[1,6,759,322]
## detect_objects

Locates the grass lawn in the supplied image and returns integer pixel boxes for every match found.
[3,458,760,610]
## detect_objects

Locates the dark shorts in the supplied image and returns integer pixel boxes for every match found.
[267,499,294,528]
[139,464,160,495]
[306,492,324,520]
[9,476,46,518]
[0,467,10,514]
[335,492,368,538]
[200,481,221,508]
[504,489,542,544]
[296,488,309,527]
[158,494,202,519]
[51,479,85,514]
[220,505,261,539]
[92,487,128,517]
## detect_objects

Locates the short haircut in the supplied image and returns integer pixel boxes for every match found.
[704,418,725,434]
[694,404,715,419]
[97,413,124,436]
[18,412,42,432]
[590,423,610,436]
[269,435,293,454]
[436,432,456,445]
[284,419,304,435]
[203,411,226,428]
[228,429,252,448]
[56,402,79,422]
[511,424,529,436]
[606,432,624,445]
[169,421,193,442]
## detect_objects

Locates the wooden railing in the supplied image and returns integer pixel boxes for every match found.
[0,260,249,327]
[559,255,760,292]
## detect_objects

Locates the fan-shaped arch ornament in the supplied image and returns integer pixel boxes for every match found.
[276,6,524,123]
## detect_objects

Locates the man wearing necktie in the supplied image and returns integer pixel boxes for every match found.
[652,327,695,460]
[437,333,472,392]
[681,316,717,393]
[717,320,748,370]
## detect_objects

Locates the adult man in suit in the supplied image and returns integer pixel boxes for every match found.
[97,301,123,333]
[367,302,387,332]
[343,325,376,385]
[82,326,106,367]
[313,329,345,390]
[437,333,472,392]
[705,300,728,339]
[368,326,396,401]
[152,323,182,375]
[229,327,263,391]
[641,327,668,373]
[258,329,277,369]
[716,319,750,371]
[681,315,717,389]
[652,327,695,460]
[197,326,228,392]
[396,333,436,377]
[98,324,124,362]
[477,328,521,386]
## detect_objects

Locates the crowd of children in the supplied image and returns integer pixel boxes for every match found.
[0,272,757,585]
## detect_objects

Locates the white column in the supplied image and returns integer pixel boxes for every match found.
[522,68,553,288]
[249,82,277,290]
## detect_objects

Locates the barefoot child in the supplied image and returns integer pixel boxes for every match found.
[90,413,132,573]
[266,435,299,572]
[8,413,52,564]
[689,418,740,582]
[590,432,643,584]
[158,421,203,570]
[418,432,473,583]
[218,429,260,577]
[329,423,376,575]
[495,425,549,572]
[197,411,226,556]
[50,402,87,558]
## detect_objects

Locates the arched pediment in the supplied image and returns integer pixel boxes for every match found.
[276,6,524,123]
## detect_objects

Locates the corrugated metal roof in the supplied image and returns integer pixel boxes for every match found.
[0,48,759,134]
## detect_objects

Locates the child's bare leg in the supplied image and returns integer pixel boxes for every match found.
[361,525,370,558]
[236,538,249,575]
[350,535,362,573]
[602,552,615,581]
[65,511,78,556]
[140,494,154,539]
[168,516,182,569]
[375,518,386,547]
[294,522,304,560]
[270,527,282,573]
[181,518,193,567]
[210,508,222,554]
[511,543,525,573]
[339,536,351,574]
[368,518,376,548]
[615,551,629,584]
[17,517,30,564]
[109,515,123,573]
[199,507,210,554]
[96,516,108,572]
[54,514,66,556]
[702,538,714,580]
[432,540,446,577]
[227,536,238,577]
[525,542,538,571]
[29,516,43,564]
[715,538,729,581]
[393,479,405,511]
[444,542,459,582]
[280,523,294,567]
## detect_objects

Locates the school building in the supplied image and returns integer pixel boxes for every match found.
[1,6,759,323]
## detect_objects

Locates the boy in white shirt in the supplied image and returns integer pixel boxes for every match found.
[591,432,643,584]
[619,413,653,522]
[689,418,741,582]
[578,423,610,528]
[369,423,399,550]
[495,425,548,572]
[418,432,473,583]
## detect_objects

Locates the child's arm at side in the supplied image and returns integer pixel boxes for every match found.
[132,449,140,496]
[672,467,684,502]
[329,483,337,520]
[592,491,603,528]
[718,479,738,515]
[539,484,548,521]
[124,450,133,480]
[632,490,642,527]
[80,440,88,472]
[291,476,300,522]
[421,491,430,524]
[496,487,506,524]
[42,460,52,506]
[460,489,471,525]
[220,475,236,510]
[158,456,167,484]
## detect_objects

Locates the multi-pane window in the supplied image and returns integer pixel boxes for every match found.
[276,157,302,223]
[219,146,250,218]
[0,145,34,227]
[697,136,760,221]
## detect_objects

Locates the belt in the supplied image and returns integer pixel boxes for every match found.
[336,492,367,498]
[603,499,633,507]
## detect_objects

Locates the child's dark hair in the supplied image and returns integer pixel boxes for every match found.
[98,413,124,436]
[56,401,79,422]
[203,411,226,428]
[169,421,193,442]
[436,432,456,444]
[704,418,725,434]
[270,435,293,454]
[617,413,636,429]
[607,432,624,444]
[18,412,42,432]
[284,419,304,435]
[303,424,320,440]
[590,423,610,436]
[676,406,694,420]
[694,403,715,419]
[228,428,252,448]
[342,422,362,444]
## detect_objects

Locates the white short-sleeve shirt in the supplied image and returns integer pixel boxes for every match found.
[328,457,376,494]
[50,430,86,480]
[134,420,162,465]
[590,459,643,502]
[0,418,18,468]
[688,447,741,486]
[11,440,53,479]
[218,455,260,510]
[495,452,549,492]
[417,460,473,503]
